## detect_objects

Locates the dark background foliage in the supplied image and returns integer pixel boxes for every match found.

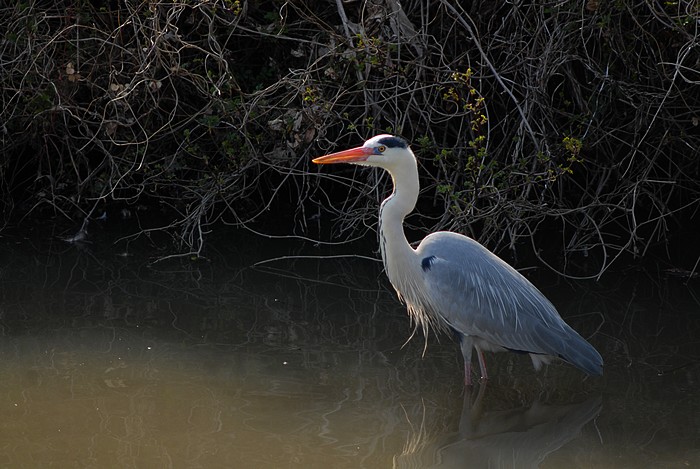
[1,0,698,275]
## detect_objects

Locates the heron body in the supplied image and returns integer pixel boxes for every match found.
[314,134,603,384]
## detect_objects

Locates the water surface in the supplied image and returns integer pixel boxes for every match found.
[0,229,698,468]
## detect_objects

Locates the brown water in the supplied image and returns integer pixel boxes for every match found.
[0,229,698,468]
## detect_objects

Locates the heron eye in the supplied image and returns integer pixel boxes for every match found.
[377,145,386,153]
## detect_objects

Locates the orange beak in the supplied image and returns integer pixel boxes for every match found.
[313,146,374,164]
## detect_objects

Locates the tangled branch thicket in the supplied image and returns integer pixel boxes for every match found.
[0,1,698,274]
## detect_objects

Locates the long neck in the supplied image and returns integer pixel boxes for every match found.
[379,158,420,281]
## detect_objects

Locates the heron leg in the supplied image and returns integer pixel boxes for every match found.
[464,360,472,387]
[475,345,489,382]
[459,335,474,386]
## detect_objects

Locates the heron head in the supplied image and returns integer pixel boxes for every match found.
[313,134,412,170]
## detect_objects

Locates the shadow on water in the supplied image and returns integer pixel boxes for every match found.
[0,228,698,467]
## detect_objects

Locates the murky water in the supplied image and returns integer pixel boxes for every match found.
[0,228,698,468]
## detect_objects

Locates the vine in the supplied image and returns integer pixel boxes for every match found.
[0,0,697,276]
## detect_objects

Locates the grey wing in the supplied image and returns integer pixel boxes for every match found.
[417,232,602,375]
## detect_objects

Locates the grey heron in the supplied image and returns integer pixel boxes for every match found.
[313,134,603,385]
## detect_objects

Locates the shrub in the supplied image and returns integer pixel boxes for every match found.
[1,1,698,275]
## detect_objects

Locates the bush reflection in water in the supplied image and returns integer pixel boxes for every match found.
[0,232,697,467]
